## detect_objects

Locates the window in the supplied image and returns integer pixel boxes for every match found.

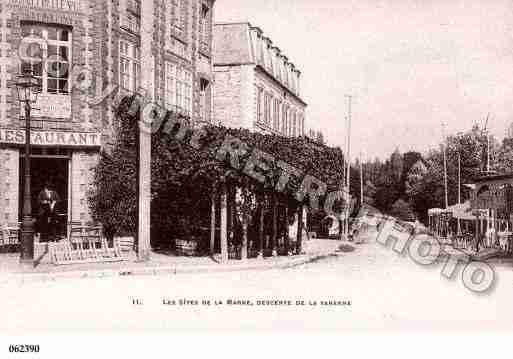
[282,105,288,134]
[172,0,185,35]
[127,0,141,14]
[200,3,211,46]
[121,12,140,33]
[119,40,140,92]
[164,62,177,108]
[257,87,264,123]
[264,93,272,124]
[292,111,297,137]
[258,38,265,65]
[170,37,187,58]
[21,23,72,95]
[276,58,281,82]
[270,52,276,76]
[273,99,280,130]
[176,68,192,115]
[200,78,210,122]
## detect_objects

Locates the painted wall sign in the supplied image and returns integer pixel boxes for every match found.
[7,0,80,12]
[15,10,77,25]
[0,129,101,147]
[22,94,72,119]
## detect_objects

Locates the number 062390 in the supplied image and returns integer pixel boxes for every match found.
[8,345,40,353]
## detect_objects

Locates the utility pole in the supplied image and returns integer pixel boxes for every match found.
[457,151,461,235]
[345,95,352,240]
[360,141,366,206]
[487,130,490,173]
[442,122,449,209]
[360,154,364,205]
[483,113,490,173]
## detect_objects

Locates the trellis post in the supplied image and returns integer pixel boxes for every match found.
[210,188,216,255]
[284,204,289,255]
[258,193,265,258]
[297,205,304,255]
[272,194,278,257]
[220,184,228,263]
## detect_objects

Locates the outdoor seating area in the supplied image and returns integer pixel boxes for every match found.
[48,222,127,265]
[0,222,21,253]
[1,221,129,266]
[429,187,513,256]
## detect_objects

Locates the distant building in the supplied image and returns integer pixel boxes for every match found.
[213,22,307,137]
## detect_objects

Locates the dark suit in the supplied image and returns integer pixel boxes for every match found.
[37,189,61,241]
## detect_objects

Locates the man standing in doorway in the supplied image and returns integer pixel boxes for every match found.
[37,182,61,242]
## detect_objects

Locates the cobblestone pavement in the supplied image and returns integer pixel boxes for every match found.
[1,231,512,332]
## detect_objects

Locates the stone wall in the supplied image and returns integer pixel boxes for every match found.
[71,150,98,223]
[213,64,254,129]
[0,148,19,226]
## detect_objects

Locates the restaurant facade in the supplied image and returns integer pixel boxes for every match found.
[0,0,215,239]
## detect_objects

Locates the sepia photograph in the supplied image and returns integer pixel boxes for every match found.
[1,0,513,354]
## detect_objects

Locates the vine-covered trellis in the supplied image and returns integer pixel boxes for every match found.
[89,97,352,260]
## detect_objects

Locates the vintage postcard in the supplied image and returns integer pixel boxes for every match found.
[1,0,512,355]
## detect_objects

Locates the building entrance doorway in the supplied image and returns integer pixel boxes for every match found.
[19,153,70,241]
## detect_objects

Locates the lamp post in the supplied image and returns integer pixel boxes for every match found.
[14,70,40,266]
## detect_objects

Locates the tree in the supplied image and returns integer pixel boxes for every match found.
[495,138,513,174]
[390,199,415,222]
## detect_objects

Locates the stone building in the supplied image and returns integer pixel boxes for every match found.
[0,0,215,234]
[213,22,307,137]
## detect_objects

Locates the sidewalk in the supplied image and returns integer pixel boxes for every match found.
[441,244,502,262]
[0,239,343,284]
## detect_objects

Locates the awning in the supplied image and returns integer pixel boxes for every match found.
[446,201,475,220]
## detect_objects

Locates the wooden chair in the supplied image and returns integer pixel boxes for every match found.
[1,223,20,245]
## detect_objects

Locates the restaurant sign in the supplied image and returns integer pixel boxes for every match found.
[0,129,101,148]
[7,0,81,12]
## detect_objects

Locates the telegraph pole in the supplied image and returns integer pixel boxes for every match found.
[442,122,449,209]
[360,154,364,205]
[345,95,352,240]
[457,151,461,234]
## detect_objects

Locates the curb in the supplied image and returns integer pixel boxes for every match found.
[0,253,331,285]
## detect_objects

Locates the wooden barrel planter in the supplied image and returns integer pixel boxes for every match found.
[175,238,199,256]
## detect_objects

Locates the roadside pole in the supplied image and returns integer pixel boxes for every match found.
[136,1,154,261]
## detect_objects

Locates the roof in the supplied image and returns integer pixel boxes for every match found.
[213,22,301,72]
[213,23,253,65]
[472,172,513,184]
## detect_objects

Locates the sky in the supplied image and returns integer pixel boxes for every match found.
[214,0,513,160]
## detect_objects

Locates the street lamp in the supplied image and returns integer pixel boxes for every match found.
[14,70,40,266]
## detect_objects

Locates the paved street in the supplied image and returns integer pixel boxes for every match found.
[1,232,513,332]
